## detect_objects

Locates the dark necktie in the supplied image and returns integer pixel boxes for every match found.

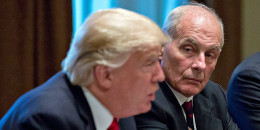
[107,118,119,130]
[183,101,194,130]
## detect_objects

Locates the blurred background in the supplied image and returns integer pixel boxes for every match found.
[0,0,259,118]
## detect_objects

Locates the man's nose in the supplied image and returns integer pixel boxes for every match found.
[192,53,206,72]
[153,61,165,82]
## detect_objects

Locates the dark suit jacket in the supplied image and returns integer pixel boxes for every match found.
[227,52,260,130]
[0,72,136,130]
[135,81,239,130]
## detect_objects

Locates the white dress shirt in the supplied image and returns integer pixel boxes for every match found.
[165,82,197,130]
[82,87,114,130]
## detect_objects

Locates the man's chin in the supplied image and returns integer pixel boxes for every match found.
[139,103,152,114]
[182,86,202,97]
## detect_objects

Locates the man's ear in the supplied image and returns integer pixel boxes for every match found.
[159,47,164,62]
[94,64,112,89]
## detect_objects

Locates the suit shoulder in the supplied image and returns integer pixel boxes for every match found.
[202,80,224,93]
[200,80,226,102]
[1,72,77,122]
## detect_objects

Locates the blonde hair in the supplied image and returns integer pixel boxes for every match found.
[62,8,170,87]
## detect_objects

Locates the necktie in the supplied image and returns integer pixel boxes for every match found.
[183,101,194,130]
[107,118,119,130]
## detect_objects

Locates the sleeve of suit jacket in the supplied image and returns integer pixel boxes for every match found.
[227,66,260,130]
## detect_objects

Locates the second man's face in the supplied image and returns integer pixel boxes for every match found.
[161,11,222,97]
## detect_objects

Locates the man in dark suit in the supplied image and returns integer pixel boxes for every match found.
[227,52,260,130]
[0,8,170,130]
[135,3,239,130]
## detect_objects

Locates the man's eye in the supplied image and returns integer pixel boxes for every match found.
[205,53,214,58]
[145,60,156,66]
[185,48,191,52]
[183,46,193,53]
[142,58,159,72]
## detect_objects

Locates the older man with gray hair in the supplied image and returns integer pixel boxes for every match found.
[0,8,170,130]
[135,2,239,130]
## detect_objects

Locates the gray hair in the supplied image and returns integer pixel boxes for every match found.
[162,2,224,48]
[62,8,170,87]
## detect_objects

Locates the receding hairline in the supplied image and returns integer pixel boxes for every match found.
[163,3,224,47]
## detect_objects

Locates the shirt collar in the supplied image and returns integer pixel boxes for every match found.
[165,81,193,105]
[81,87,113,130]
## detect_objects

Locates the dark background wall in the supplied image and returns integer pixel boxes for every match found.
[0,0,72,118]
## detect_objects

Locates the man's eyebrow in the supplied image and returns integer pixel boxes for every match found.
[181,37,199,47]
[146,51,160,58]
[208,46,222,52]
[184,37,197,44]
[182,37,222,51]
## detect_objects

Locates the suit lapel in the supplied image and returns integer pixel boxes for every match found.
[193,93,222,130]
[159,82,188,130]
